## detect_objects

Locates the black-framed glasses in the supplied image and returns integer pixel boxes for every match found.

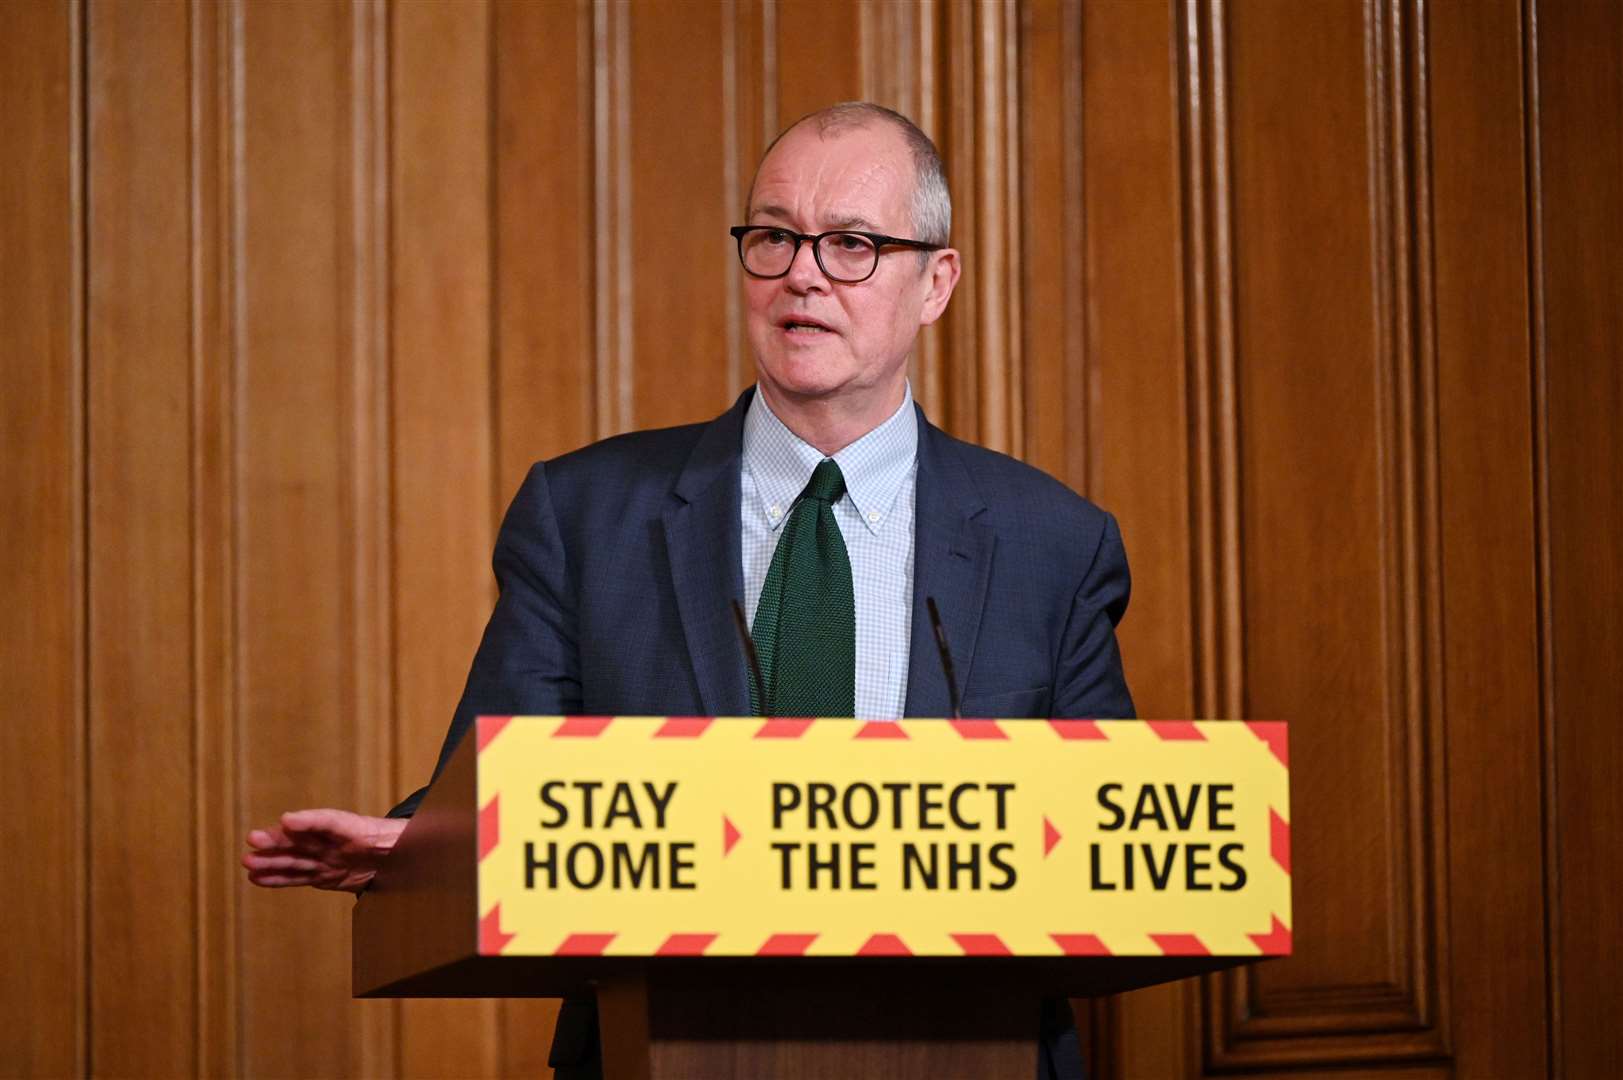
[729,225,943,283]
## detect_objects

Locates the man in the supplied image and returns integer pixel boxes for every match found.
[244,102,1133,1078]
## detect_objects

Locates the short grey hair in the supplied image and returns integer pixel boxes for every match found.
[751,101,952,247]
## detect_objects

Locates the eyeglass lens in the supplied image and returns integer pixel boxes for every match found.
[740,229,878,281]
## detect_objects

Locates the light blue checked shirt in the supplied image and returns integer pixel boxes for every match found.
[741,385,917,720]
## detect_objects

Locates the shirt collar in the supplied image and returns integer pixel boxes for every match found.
[743,383,918,536]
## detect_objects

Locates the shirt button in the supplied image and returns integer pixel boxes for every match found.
[867,510,881,524]
[768,504,782,522]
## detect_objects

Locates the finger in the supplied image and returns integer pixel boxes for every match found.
[278,812,363,854]
[245,826,293,851]
[242,852,325,873]
[281,808,355,837]
[282,810,403,860]
[247,867,361,891]
[243,851,305,874]
[247,870,319,888]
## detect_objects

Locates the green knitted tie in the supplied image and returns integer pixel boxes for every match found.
[750,459,856,717]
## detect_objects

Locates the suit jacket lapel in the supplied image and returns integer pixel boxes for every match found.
[905,410,995,718]
[662,390,754,717]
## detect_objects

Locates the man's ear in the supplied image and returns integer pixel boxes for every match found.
[917,248,962,326]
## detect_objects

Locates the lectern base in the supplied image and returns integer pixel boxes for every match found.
[593,970,1041,1080]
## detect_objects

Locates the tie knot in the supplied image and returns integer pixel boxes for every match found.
[801,459,847,504]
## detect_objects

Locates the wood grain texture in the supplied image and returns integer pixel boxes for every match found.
[1538,0,1623,1073]
[1050,0,1201,1072]
[725,0,769,404]
[640,983,1038,1079]
[341,1,401,1074]
[1018,0,1085,493]
[6,0,1619,1074]
[390,1,502,1075]
[186,0,241,1074]
[492,1,591,1069]
[85,2,199,1071]
[627,0,734,430]
[1208,0,1448,1067]
[1074,0,1193,722]
[0,0,86,1074]
[1226,0,1406,1010]
[593,0,634,438]
[1427,3,1549,1076]
[875,0,947,425]
[937,0,980,441]
[1179,0,1243,729]
[775,0,863,128]
[494,0,595,486]
[231,1,365,1073]
[1176,5,1245,1072]
[972,0,1022,455]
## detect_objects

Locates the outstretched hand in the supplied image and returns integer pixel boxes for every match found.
[242,808,407,893]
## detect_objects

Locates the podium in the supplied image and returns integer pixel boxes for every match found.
[355,716,1290,1077]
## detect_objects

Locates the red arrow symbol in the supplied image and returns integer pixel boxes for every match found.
[723,814,741,855]
[1043,816,1062,857]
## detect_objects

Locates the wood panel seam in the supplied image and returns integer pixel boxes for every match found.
[72,0,91,1071]
[187,0,241,1072]
[1521,0,1560,1073]
[1391,0,1452,1053]
[487,0,504,541]
[226,0,249,1068]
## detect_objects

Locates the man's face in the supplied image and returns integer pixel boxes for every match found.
[743,123,958,417]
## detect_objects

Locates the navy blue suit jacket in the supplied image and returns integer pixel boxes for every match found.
[391,387,1134,819]
[387,388,1131,1079]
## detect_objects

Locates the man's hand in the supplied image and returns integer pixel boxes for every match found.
[242,808,407,893]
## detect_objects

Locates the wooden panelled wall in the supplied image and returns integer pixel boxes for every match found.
[3,0,1618,1076]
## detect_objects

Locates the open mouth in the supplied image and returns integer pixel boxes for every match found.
[781,317,833,335]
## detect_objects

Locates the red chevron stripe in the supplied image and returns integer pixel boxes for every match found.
[951,933,1011,956]
[950,719,1008,740]
[723,815,741,855]
[756,933,818,956]
[1048,719,1107,740]
[855,933,911,956]
[479,904,516,956]
[554,933,616,956]
[1146,721,1205,741]
[755,718,814,738]
[553,716,612,737]
[656,933,717,956]
[855,721,908,739]
[1247,720,1290,766]
[1150,934,1210,956]
[476,715,512,752]
[1051,934,1112,956]
[478,796,500,863]
[654,717,712,738]
[1271,808,1292,874]
[1249,915,1293,955]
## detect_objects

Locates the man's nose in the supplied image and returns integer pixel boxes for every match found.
[783,238,829,292]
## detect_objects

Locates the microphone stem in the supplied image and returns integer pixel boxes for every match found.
[926,596,962,720]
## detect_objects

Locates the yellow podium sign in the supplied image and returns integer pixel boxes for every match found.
[474,717,1291,959]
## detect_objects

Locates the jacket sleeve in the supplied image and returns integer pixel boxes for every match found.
[1050,510,1136,720]
[387,462,581,818]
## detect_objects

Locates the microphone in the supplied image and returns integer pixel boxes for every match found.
[730,599,768,716]
[925,596,962,720]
